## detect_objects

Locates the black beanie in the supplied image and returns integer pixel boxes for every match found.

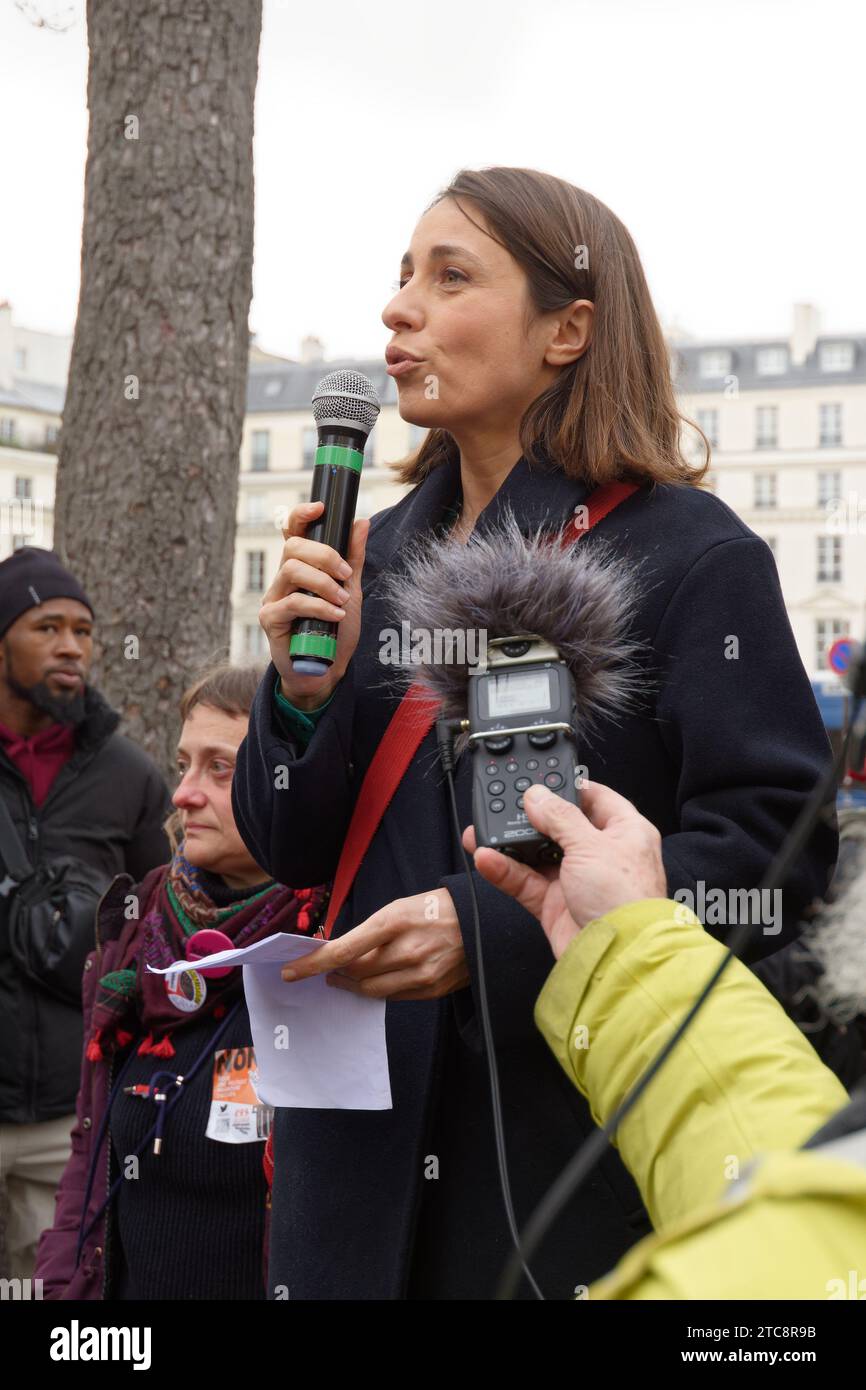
[0,547,94,641]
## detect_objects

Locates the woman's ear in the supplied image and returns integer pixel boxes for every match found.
[544,298,594,368]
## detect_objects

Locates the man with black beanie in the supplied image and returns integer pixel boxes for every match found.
[0,546,171,1279]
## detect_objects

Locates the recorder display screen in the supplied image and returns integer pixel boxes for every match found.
[486,669,553,717]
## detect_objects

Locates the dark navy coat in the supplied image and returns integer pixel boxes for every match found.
[232,451,837,1300]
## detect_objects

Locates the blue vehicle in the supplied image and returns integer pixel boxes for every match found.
[811,676,866,812]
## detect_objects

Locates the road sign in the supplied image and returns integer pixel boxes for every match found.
[828,637,855,675]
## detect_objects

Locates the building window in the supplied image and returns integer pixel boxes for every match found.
[756,347,787,375]
[44,424,59,445]
[817,536,842,584]
[243,623,268,659]
[699,350,731,379]
[11,534,28,551]
[815,618,847,673]
[818,403,842,447]
[819,342,854,372]
[0,418,16,442]
[695,408,719,448]
[246,550,266,592]
[245,492,267,525]
[14,476,33,500]
[302,426,317,470]
[251,430,270,472]
[754,474,777,509]
[755,405,778,448]
[817,471,842,509]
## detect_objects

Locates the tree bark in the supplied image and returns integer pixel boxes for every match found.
[54,0,262,777]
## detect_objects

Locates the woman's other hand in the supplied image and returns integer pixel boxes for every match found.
[280,888,468,1000]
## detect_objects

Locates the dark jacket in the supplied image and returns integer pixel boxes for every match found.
[35,872,271,1300]
[33,876,129,1299]
[0,685,171,1122]
[232,452,838,1300]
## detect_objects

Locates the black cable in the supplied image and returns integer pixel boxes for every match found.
[496,693,862,1299]
[437,717,545,1300]
[76,997,246,1256]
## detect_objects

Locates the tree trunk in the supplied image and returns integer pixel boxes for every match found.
[53,0,261,778]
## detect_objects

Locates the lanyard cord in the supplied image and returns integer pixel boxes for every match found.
[75,997,245,1266]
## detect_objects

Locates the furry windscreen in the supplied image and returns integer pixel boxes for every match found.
[373,502,650,752]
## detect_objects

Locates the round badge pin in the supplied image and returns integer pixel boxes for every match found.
[165,966,207,1012]
[186,928,234,979]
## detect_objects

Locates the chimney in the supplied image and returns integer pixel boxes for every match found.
[300,334,325,363]
[790,302,820,366]
[0,300,13,392]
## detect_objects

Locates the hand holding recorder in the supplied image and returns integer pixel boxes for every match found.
[462,779,668,959]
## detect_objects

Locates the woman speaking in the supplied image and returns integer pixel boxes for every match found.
[231,166,837,1300]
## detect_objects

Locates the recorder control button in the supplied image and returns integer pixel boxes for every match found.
[514,777,532,791]
[489,798,505,812]
[485,736,513,754]
[505,761,519,773]
[516,795,525,809]
[485,763,499,775]
[544,772,564,790]
[487,780,505,795]
[545,756,560,768]
[526,759,539,770]
[528,730,556,750]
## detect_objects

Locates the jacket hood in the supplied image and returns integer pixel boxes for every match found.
[75,682,122,751]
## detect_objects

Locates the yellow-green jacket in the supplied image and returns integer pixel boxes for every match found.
[534,900,866,1299]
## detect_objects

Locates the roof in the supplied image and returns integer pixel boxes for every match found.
[1,359,400,421]
[674,336,866,394]
[0,378,65,415]
[246,357,399,414]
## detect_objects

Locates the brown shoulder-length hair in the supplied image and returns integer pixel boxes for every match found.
[164,661,265,855]
[388,166,709,489]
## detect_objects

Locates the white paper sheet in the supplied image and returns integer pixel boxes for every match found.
[147,933,392,1110]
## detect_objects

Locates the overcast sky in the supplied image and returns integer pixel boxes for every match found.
[1,0,864,361]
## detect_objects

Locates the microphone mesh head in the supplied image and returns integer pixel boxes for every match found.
[312,370,381,437]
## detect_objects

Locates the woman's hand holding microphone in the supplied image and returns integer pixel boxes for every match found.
[258,499,370,711]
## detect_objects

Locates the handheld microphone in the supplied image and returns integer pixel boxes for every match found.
[376,503,647,866]
[289,370,380,677]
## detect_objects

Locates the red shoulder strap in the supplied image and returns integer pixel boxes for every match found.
[567,480,639,539]
[321,480,639,937]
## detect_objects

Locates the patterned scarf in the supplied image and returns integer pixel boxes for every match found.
[86,846,331,1061]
